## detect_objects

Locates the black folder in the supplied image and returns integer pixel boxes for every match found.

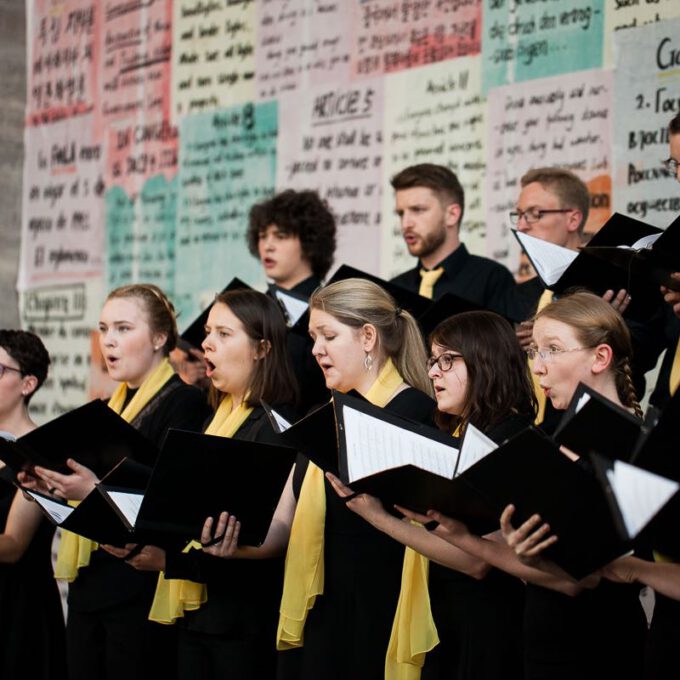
[180,277,252,349]
[513,213,663,320]
[333,393,503,533]
[582,214,680,292]
[332,396,646,579]
[262,398,343,475]
[552,383,643,462]
[0,400,158,479]
[134,429,297,547]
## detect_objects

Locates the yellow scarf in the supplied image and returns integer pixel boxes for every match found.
[278,358,438,666]
[669,339,680,396]
[419,268,444,299]
[148,395,253,624]
[531,288,554,425]
[55,358,175,581]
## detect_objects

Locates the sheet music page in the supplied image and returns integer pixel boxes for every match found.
[457,424,498,475]
[607,460,679,538]
[270,408,292,432]
[342,406,458,483]
[514,230,578,286]
[575,392,591,413]
[27,491,73,524]
[275,290,309,326]
[107,490,144,527]
[625,233,661,250]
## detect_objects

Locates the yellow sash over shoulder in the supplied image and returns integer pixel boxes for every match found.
[55,358,175,582]
[277,359,409,649]
[149,395,253,624]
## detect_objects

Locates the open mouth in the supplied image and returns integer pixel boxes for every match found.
[205,358,216,377]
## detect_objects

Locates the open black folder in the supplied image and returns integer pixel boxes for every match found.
[0,400,158,480]
[552,383,643,462]
[512,213,662,320]
[133,429,297,547]
[582,214,680,292]
[328,393,677,579]
[22,457,180,548]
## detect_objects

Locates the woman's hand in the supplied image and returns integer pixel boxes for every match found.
[601,555,638,585]
[325,472,386,524]
[33,459,98,501]
[101,543,166,571]
[425,509,472,544]
[201,512,240,559]
[500,504,558,563]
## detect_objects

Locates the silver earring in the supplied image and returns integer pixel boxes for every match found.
[364,353,373,371]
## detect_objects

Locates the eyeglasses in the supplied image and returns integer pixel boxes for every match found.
[526,347,593,363]
[509,208,573,225]
[0,363,22,379]
[427,353,464,372]
[662,158,680,174]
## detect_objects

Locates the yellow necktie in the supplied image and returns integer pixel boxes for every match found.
[531,288,554,425]
[418,268,444,299]
[670,338,680,396]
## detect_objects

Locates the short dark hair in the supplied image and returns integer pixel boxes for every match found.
[390,163,465,225]
[520,167,590,233]
[213,289,298,408]
[247,189,337,279]
[430,311,537,435]
[0,330,50,404]
[670,112,680,136]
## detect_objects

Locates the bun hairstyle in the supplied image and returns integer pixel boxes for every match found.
[309,278,433,397]
[106,284,178,355]
[430,311,537,435]
[0,330,51,404]
[535,291,643,418]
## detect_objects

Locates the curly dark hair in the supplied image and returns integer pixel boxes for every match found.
[429,311,537,435]
[0,330,50,404]
[247,189,337,280]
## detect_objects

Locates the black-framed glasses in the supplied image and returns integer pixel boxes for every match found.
[509,208,573,225]
[0,363,22,379]
[427,353,464,372]
[662,158,680,174]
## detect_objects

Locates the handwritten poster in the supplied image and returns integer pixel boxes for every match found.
[482,0,605,91]
[351,0,481,79]
[612,18,680,228]
[276,80,384,275]
[256,0,351,100]
[19,114,105,291]
[27,0,99,126]
[486,69,613,273]
[604,0,680,66]
[171,0,256,122]
[380,56,486,279]
[105,175,177,293]
[174,101,275,322]
[20,280,103,423]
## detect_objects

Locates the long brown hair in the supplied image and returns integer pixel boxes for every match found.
[430,311,537,435]
[535,291,642,418]
[309,278,432,396]
[212,289,298,408]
